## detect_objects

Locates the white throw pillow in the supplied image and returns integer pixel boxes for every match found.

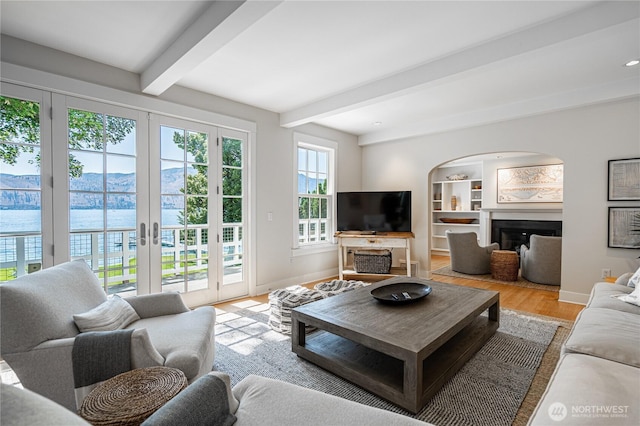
[628,266,640,288]
[612,285,640,307]
[73,295,140,332]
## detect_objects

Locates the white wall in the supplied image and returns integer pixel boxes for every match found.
[0,36,362,297]
[362,98,640,303]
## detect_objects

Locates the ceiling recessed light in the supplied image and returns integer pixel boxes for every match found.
[625,59,639,67]
[372,121,382,126]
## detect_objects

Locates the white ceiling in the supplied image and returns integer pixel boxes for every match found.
[1,1,638,145]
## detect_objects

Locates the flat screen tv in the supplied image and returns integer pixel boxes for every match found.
[337,191,411,232]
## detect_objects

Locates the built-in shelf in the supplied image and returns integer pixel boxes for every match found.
[431,173,482,255]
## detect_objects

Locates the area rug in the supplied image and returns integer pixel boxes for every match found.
[213,301,572,426]
[431,265,559,292]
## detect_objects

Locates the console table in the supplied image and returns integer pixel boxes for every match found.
[335,232,414,279]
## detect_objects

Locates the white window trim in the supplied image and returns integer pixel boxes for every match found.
[292,132,337,252]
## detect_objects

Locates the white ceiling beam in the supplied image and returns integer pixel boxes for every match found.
[280,1,640,128]
[357,77,640,145]
[141,0,282,96]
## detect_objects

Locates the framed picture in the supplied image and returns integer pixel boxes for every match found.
[497,164,563,203]
[608,158,640,201]
[608,207,640,249]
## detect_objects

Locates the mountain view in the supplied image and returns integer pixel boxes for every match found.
[1,171,322,209]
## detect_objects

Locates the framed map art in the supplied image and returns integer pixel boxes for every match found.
[497,164,563,203]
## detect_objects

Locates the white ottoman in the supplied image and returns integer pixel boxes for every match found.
[268,286,325,334]
[314,279,369,296]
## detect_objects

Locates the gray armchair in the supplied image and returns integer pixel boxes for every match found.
[0,260,216,411]
[521,235,562,285]
[446,231,499,275]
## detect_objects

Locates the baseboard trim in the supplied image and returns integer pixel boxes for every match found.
[558,290,589,305]
[256,268,336,295]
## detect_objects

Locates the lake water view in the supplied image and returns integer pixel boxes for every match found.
[0,209,183,263]
[1,209,183,233]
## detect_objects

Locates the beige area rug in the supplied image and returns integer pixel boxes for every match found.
[215,303,573,426]
[431,265,560,292]
[513,314,573,426]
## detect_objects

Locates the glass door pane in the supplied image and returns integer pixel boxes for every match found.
[160,125,210,293]
[67,107,138,295]
[222,136,243,285]
[0,95,45,281]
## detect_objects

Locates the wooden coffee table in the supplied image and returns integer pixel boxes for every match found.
[291,276,499,413]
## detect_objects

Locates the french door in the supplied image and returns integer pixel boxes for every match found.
[149,116,248,304]
[0,83,249,304]
[0,84,53,280]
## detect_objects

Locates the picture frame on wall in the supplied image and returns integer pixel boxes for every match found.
[497,164,563,203]
[608,158,640,201]
[608,207,640,249]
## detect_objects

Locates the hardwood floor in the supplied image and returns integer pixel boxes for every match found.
[216,255,584,322]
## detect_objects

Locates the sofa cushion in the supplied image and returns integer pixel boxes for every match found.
[563,307,640,367]
[586,282,639,314]
[0,260,107,354]
[529,354,640,425]
[73,296,140,332]
[1,383,90,426]
[126,307,215,380]
[232,374,430,426]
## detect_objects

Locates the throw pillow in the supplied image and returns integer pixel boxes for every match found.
[628,266,640,288]
[142,373,237,426]
[73,295,140,332]
[612,285,640,307]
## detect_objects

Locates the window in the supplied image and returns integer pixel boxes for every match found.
[295,133,335,247]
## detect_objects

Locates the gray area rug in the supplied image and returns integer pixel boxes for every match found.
[214,302,564,426]
[431,265,559,292]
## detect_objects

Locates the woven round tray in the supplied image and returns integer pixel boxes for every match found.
[79,367,187,426]
[490,250,519,281]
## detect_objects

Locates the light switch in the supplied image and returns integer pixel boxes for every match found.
[267,211,273,221]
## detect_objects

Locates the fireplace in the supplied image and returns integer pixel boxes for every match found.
[491,220,562,252]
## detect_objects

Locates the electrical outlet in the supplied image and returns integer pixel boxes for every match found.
[601,268,611,279]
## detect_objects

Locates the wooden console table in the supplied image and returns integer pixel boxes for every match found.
[335,232,414,279]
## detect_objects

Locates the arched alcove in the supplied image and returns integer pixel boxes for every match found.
[427,151,564,286]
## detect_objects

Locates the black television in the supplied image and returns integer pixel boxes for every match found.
[337,191,411,232]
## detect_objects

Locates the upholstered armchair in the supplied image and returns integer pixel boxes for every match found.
[521,235,562,285]
[0,260,216,411]
[446,231,499,275]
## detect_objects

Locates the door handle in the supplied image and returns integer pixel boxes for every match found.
[153,222,159,245]
[139,223,146,246]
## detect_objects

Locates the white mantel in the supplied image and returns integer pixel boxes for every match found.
[479,208,563,245]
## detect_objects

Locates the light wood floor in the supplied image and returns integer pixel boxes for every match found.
[216,255,584,322]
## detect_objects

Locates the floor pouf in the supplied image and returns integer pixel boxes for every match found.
[268,286,325,334]
[314,279,369,296]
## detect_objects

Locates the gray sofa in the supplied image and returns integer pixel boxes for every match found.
[1,372,431,426]
[0,260,216,411]
[529,279,640,425]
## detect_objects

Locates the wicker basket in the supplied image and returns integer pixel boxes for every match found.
[353,249,392,274]
[79,367,187,426]
[490,250,519,281]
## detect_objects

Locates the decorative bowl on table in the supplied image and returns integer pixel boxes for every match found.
[370,282,432,305]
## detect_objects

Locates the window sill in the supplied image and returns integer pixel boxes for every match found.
[290,243,337,257]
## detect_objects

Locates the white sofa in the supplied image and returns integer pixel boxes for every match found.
[528,278,640,425]
[1,372,430,426]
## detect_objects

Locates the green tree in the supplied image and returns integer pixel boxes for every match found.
[1,97,134,177]
[299,179,327,219]
[173,131,208,226]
